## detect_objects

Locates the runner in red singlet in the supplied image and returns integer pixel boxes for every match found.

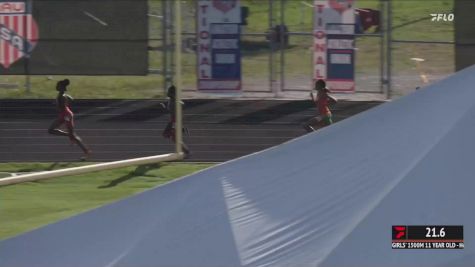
[162,85,191,157]
[48,79,91,160]
[303,79,338,132]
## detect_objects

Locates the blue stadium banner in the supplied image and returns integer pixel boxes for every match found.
[197,0,241,92]
[326,23,355,92]
[313,0,355,93]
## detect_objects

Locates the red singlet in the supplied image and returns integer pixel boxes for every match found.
[57,95,74,128]
[316,93,331,116]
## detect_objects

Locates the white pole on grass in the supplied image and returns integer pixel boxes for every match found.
[0,153,182,187]
[174,0,183,154]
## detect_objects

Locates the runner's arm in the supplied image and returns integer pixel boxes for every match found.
[57,95,67,110]
[328,94,338,105]
[64,94,74,101]
[310,92,316,102]
[65,94,74,106]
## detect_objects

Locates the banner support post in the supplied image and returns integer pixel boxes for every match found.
[269,0,275,95]
[174,0,183,154]
[379,0,385,94]
[279,0,285,97]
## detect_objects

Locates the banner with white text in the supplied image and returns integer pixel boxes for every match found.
[197,0,241,92]
[313,0,355,93]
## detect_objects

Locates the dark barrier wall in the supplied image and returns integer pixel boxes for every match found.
[455,0,475,71]
[0,0,148,75]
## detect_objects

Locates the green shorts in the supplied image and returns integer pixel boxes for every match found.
[321,115,333,126]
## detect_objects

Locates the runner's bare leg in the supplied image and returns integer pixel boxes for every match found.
[48,119,69,136]
[303,117,319,132]
[67,125,90,155]
[170,129,191,157]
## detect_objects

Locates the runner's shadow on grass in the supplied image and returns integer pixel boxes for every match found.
[100,104,166,122]
[219,101,314,124]
[98,163,161,189]
[16,162,76,172]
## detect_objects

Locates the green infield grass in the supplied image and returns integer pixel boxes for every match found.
[0,162,214,240]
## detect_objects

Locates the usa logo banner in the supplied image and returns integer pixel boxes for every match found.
[0,0,38,69]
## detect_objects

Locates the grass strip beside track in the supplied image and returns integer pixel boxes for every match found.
[0,162,213,240]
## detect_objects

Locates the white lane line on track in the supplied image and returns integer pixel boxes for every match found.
[0,143,278,147]
[0,136,297,139]
[0,150,259,154]
[0,127,301,130]
[83,11,108,26]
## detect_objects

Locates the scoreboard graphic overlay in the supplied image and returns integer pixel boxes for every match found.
[392,225,464,249]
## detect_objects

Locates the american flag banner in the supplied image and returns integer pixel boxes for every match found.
[0,0,148,75]
[0,1,38,69]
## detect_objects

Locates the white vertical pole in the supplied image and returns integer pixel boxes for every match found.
[174,0,183,154]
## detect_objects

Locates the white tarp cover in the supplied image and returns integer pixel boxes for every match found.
[1,67,475,267]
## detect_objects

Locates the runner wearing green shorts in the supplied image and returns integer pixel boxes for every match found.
[304,79,338,132]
